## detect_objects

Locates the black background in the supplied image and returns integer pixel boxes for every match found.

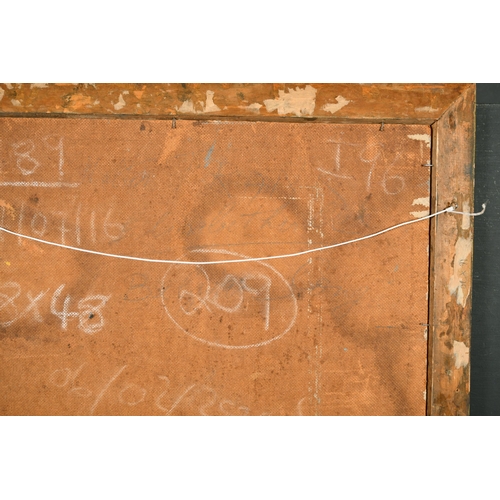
[471,84,500,415]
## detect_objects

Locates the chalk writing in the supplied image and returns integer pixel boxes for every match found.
[12,140,41,175]
[0,281,110,333]
[161,249,297,349]
[118,384,147,406]
[49,363,92,397]
[0,282,48,327]
[0,200,126,247]
[318,140,408,196]
[1,136,78,187]
[48,364,264,415]
[89,365,128,415]
[51,285,110,334]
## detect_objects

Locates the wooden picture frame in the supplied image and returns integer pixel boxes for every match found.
[0,83,475,415]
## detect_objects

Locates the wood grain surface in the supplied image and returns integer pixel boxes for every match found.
[0,83,469,123]
[428,84,475,415]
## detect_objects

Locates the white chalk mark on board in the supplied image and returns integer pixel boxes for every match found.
[50,284,111,334]
[0,200,15,220]
[90,365,127,415]
[164,384,196,416]
[118,384,147,406]
[90,211,97,244]
[0,282,48,327]
[198,386,218,416]
[103,208,125,241]
[318,142,354,179]
[77,295,111,334]
[1,135,75,186]
[51,285,80,330]
[17,202,25,246]
[42,136,65,178]
[4,353,64,360]
[30,212,48,238]
[75,204,82,246]
[162,249,297,349]
[24,290,47,323]
[0,282,110,332]
[12,140,41,175]
[359,142,382,193]
[49,363,87,388]
[0,181,80,188]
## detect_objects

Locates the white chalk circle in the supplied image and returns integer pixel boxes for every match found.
[161,249,298,349]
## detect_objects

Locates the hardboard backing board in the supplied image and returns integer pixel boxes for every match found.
[0,118,431,415]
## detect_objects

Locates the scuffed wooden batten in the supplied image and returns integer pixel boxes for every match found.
[0,83,470,123]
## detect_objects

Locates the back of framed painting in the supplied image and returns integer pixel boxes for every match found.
[0,117,432,415]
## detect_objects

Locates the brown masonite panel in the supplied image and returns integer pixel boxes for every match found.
[0,83,470,123]
[0,117,431,415]
[428,84,475,415]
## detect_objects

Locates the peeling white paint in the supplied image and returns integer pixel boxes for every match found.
[11,99,21,107]
[410,197,430,218]
[0,87,4,102]
[448,235,472,306]
[453,341,469,369]
[322,95,351,114]
[178,99,196,113]
[202,90,221,112]
[415,106,439,113]
[30,83,49,89]
[177,91,221,114]
[5,83,13,89]
[423,390,427,401]
[246,103,262,113]
[263,85,317,117]
[412,197,430,207]
[113,93,126,111]
[461,200,471,230]
[410,210,429,218]
[408,134,431,148]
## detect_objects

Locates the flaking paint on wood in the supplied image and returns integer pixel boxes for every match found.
[0,83,470,123]
[428,84,475,416]
[0,83,476,415]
